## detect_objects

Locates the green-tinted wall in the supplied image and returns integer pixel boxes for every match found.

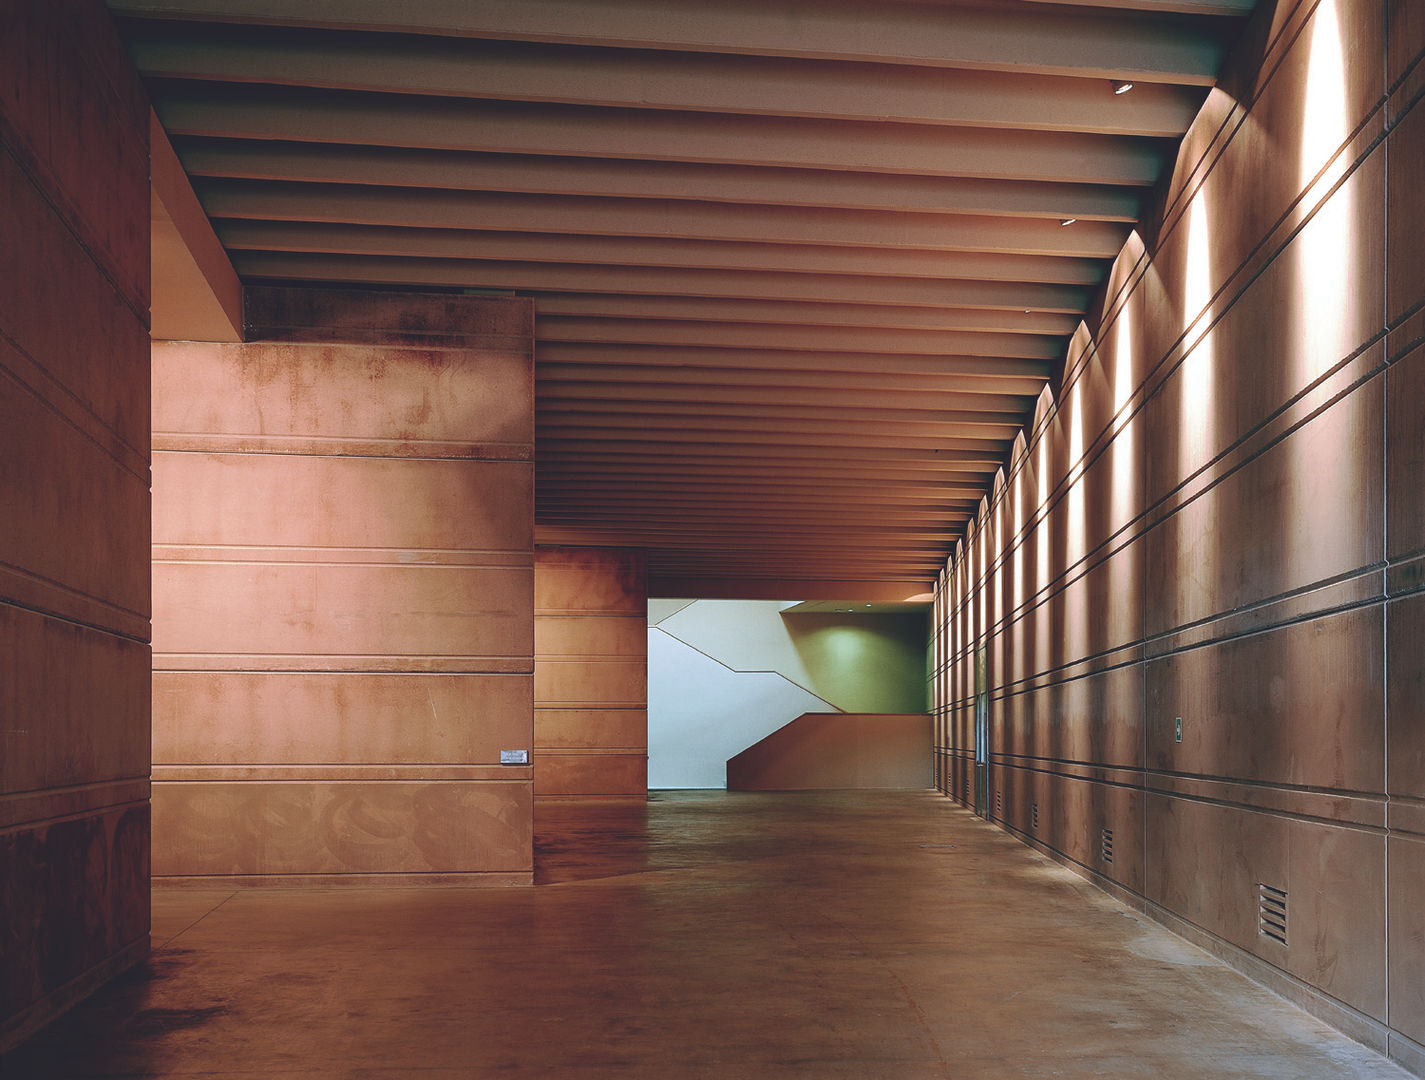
[781,611,930,714]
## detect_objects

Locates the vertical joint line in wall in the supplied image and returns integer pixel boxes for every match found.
[1381,0,1391,1027]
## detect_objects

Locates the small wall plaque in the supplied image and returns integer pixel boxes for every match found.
[499,749,530,765]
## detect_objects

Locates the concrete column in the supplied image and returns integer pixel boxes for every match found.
[150,287,536,885]
[534,548,648,798]
[0,0,152,1050]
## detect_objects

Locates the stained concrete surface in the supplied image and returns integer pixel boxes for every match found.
[2,791,1411,1078]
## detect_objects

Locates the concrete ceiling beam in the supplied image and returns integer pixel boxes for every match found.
[177,141,1144,220]
[228,253,1092,312]
[156,88,1164,185]
[126,26,1205,136]
[110,0,1227,84]
[214,220,1112,283]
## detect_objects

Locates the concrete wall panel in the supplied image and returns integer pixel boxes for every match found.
[152,338,532,455]
[1388,343,1425,562]
[153,454,532,552]
[534,660,648,708]
[152,560,532,669]
[998,663,1144,769]
[1145,607,1384,792]
[1389,833,1425,1045]
[533,548,647,799]
[152,672,532,766]
[726,713,932,791]
[1388,592,1425,800]
[151,289,536,885]
[0,805,149,1024]
[151,781,530,877]
[535,616,649,658]
[0,605,150,794]
[533,755,648,798]
[0,0,150,309]
[535,709,648,751]
[0,0,150,1047]
[933,0,1418,1064]
[1144,374,1383,637]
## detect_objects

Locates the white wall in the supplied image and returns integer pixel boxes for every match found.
[647,599,928,788]
[647,625,830,788]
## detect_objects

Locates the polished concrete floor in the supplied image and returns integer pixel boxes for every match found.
[3,791,1411,1078]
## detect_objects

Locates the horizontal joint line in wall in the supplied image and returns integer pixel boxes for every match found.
[0,582,150,646]
[1140,569,1387,656]
[534,656,645,663]
[153,762,532,768]
[0,330,150,479]
[1143,768,1391,801]
[971,337,1388,627]
[534,748,646,755]
[991,752,1143,773]
[0,139,150,327]
[152,439,534,462]
[987,649,1145,701]
[988,761,1146,794]
[152,777,531,785]
[1138,787,1387,836]
[154,545,528,556]
[533,611,645,618]
[0,778,151,800]
[535,703,646,710]
[0,798,151,838]
[152,664,535,675]
[1388,545,1425,566]
[152,558,530,569]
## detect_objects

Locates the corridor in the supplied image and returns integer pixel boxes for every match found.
[2,791,1408,1078]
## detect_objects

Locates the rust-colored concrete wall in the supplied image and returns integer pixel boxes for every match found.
[534,548,647,797]
[151,287,535,885]
[727,713,932,791]
[932,1,1425,1073]
[0,0,152,1051]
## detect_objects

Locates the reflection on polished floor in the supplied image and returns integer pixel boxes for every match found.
[3,791,1410,1079]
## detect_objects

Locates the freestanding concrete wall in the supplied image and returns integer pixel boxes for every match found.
[0,0,152,1050]
[727,713,932,791]
[932,1,1425,1072]
[534,547,648,798]
[151,287,536,885]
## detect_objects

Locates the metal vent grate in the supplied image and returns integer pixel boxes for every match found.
[995,790,1003,816]
[1101,828,1114,863]
[1031,802,1040,831]
[1258,883,1288,945]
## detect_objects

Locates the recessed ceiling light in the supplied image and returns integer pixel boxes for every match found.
[1113,81,1135,95]
[1060,218,1077,226]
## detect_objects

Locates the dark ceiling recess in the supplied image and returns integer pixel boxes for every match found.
[111,0,1256,597]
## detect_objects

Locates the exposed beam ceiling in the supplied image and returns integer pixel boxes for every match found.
[112,0,1256,596]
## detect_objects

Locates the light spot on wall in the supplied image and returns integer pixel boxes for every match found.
[1012,434,1026,615]
[1066,379,1089,659]
[1181,191,1215,480]
[1034,417,1052,674]
[1297,0,1352,388]
[1067,380,1086,567]
[1112,304,1136,531]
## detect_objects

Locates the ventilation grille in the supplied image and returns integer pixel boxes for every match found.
[1101,828,1114,864]
[1258,883,1288,945]
[995,790,1003,816]
[1031,802,1040,831]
